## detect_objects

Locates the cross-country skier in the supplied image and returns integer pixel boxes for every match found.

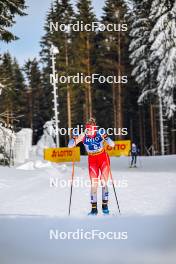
[68,118,115,215]
[130,142,139,168]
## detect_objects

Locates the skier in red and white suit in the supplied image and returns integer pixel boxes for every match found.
[68,118,115,215]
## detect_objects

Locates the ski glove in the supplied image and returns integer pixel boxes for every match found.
[72,128,79,139]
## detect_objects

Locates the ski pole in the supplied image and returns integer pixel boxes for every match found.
[68,139,76,216]
[105,152,121,215]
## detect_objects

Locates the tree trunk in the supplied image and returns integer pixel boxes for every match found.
[150,104,155,155]
[112,82,117,139]
[139,107,144,155]
[159,95,165,155]
[116,29,123,139]
[86,35,92,119]
[171,116,176,154]
[65,35,72,138]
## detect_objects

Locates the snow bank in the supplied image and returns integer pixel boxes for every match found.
[0,155,175,263]
[0,214,176,264]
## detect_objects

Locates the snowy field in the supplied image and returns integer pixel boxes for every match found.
[0,155,176,264]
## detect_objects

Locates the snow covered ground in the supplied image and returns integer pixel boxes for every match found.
[0,155,176,263]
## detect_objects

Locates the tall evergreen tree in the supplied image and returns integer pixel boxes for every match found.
[0,0,27,42]
[72,0,96,123]
[149,0,176,118]
[0,53,26,128]
[0,52,16,124]
[129,0,153,100]
[95,0,130,138]
[129,0,155,153]
[23,59,44,144]
[11,58,27,128]
[129,0,176,154]
[130,0,176,118]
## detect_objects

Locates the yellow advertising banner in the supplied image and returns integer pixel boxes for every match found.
[105,140,131,156]
[44,147,80,163]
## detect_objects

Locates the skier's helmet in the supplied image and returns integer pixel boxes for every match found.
[85,117,97,138]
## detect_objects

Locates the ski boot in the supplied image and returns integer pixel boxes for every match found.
[88,203,98,216]
[129,163,133,168]
[102,201,110,215]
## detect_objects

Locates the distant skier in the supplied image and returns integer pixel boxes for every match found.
[130,142,139,168]
[68,118,115,215]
